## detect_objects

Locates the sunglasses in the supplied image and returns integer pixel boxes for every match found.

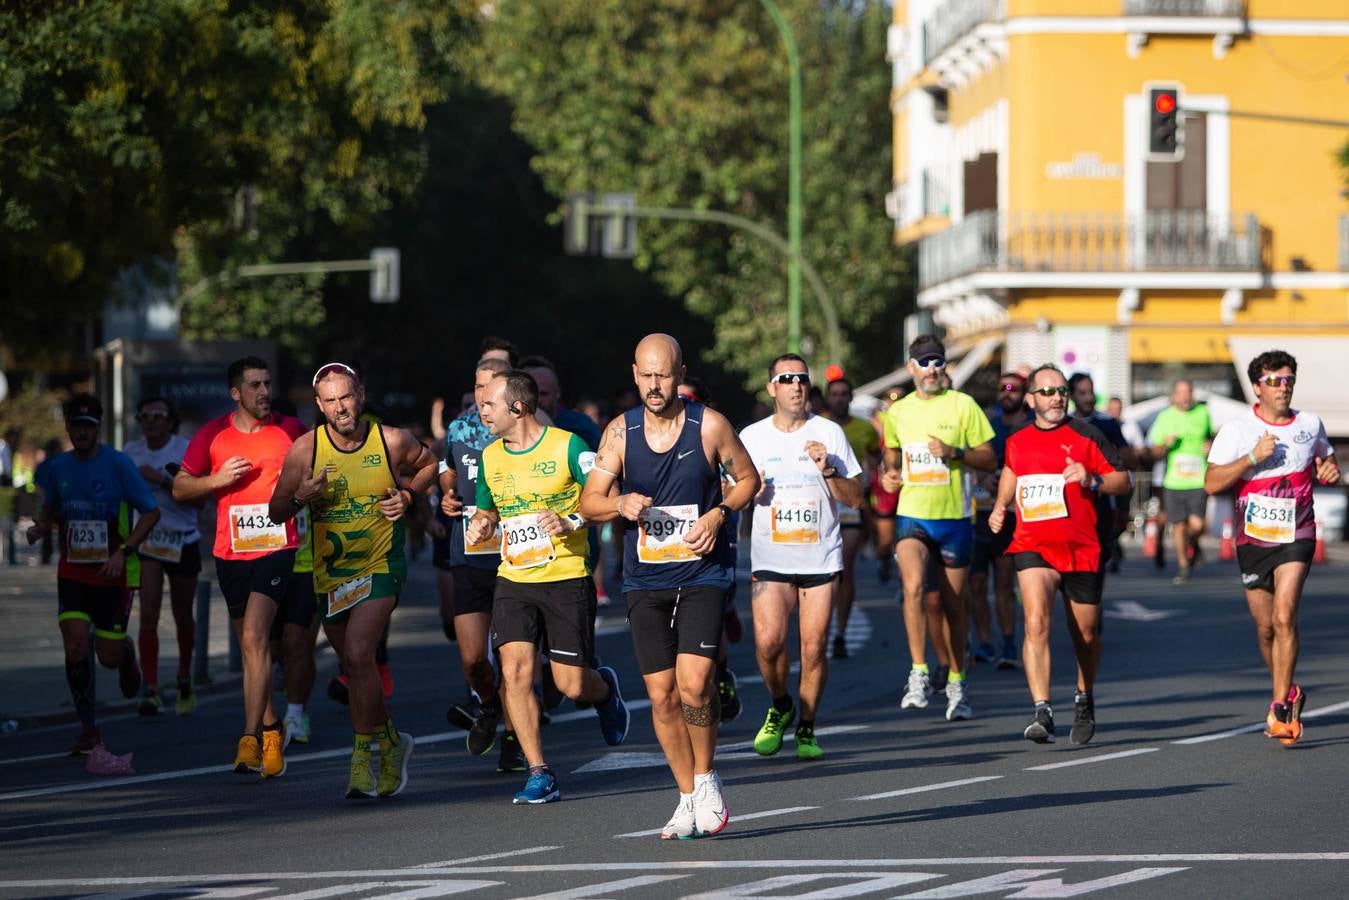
[312,362,359,387]
[914,356,946,370]
[999,383,1025,393]
[138,410,171,420]
[1030,386,1070,397]
[771,372,810,385]
[1256,374,1295,389]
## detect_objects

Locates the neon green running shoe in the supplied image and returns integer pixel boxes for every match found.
[346,741,376,800]
[795,725,823,761]
[753,703,795,756]
[377,732,414,798]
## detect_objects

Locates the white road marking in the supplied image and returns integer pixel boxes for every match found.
[524,875,687,899]
[0,749,84,765]
[1024,748,1159,771]
[849,775,1003,802]
[615,806,819,838]
[898,867,1188,898]
[1172,699,1349,745]
[1104,600,1182,622]
[410,846,561,868]
[274,881,500,899]
[574,725,870,774]
[686,872,939,899]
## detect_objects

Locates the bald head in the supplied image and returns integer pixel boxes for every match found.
[632,333,686,416]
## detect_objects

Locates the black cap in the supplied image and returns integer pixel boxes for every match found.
[64,394,102,424]
[908,334,946,361]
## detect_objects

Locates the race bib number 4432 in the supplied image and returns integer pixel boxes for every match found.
[501,513,556,569]
[229,504,287,553]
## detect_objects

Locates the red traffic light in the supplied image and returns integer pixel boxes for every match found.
[1154,92,1176,115]
[824,364,845,382]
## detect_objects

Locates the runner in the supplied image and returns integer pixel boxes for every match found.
[269,362,437,798]
[740,354,863,761]
[173,357,305,778]
[1069,373,1135,581]
[967,373,1028,670]
[122,397,200,716]
[823,376,880,661]
[272,505,318,747]
[870,390,902,583]
[1205,350,1340,745]
[880,335,996,721]
[441,357,526,773]
[1148,379,1214,584]
[580,334,758,839]
[464,369,631,805]
[28,395,159,753]
[988,365,1130,745]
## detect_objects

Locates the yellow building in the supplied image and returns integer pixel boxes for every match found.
[886,0,1349,432]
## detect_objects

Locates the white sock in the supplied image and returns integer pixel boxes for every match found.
[286,703,304,720]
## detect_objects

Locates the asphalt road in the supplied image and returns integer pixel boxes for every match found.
[3,551,1349,899]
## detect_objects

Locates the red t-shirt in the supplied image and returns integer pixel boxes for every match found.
[180,412,307,560]
[1005,419,1122,572]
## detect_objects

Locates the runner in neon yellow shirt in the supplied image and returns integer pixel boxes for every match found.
[1147,379,1214,584]
[880,335,996,722]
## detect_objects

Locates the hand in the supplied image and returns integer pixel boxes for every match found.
[1316,455,1341,485]
[464,512,492,545]
[1062,456,1089,486]
[616,492,653,522]
[138,464,165,486]
[880,468,903,493]
[215,456,253,488]
[536,509,567,536]
[754,468,772,504]
[295,466,329,504]
[988,505,1006,535]
[804,440,829,472]
[441,492,464,517]
[1252,432,1277,465]
[1164,434,1179,450]
[681,510,721,556]
[98,547,126,580]
[377,487,410,522]
[928,434,954,459]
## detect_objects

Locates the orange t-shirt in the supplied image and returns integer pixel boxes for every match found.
[180,412,307,560]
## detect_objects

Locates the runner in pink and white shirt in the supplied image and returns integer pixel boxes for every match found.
[1205,349,1341,746]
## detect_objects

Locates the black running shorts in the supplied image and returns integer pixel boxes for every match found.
[1237,539,1315,593]
[1013,551,1103,605]
[269,569,318,641]
[215,550,296,620]
[57,579,135,640]
[626,585,726,675]
[751,570,838,590]
[140,540,203,579]
[451,565,497,616]
[492,576,596,667]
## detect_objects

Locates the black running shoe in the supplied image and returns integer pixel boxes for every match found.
[496,732,527,773]
[717,670,742,724]
[467,702,502,756]
[1023,705,1055,743]
[1070,692,1095,745]
[446,696,482,732]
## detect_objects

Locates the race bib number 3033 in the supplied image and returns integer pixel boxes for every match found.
[501,513,556,569]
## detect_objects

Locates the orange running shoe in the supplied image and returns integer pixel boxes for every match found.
[1264,703,1299,744]
[1282,685,1306,746]
[261,727,286,777]
[233,734,262,773]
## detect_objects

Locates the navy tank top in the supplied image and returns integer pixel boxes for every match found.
[620,401,729,592]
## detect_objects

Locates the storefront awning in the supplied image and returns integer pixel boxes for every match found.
[1226,336,1349,438]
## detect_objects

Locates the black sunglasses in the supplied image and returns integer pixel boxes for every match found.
[1030,386,1070,397]
[914,356,946,369]
[771,372,810,385]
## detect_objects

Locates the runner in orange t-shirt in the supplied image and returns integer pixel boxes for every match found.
[174,357,306,778]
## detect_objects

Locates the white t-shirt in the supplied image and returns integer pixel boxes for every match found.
[740,414,862,575]
[123,435,201,541]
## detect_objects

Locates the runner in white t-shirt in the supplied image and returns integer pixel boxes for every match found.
[1205,349,1341,746]
[739,354,862,761]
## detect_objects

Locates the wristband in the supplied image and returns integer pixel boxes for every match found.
[716,503,732,521]
[952,447,965,461]
[1247,451,1258,466]
[291,495,305,510]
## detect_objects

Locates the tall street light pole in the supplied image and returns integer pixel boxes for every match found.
[758,0,803,355]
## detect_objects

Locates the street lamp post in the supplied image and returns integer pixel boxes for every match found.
[758,0,803,355]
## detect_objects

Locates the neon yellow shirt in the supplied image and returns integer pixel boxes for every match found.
[883,390,994,520]
[311,423,405,593]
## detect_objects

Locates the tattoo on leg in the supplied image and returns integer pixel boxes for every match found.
[682,700,719,726]
[751,580,767,597]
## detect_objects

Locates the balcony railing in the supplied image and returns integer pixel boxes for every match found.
[923,0,1004,66]
[919,209,1263,290]
[1123,0,1243,15]
[1340,214,1349,272]
[922,170,951,219]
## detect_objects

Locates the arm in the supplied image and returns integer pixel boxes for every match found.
[987,467,1017,535]
[1205,431,1275,495]
[681,413,760,555]
[438,466,463,517]
[880,446,904,493]
[268,434,324,524]
[376,429,439,522]
[579,417,635,523]
[25,502,59,545]
[464,464,502,545]
[959,440,997,473]
[173,455,252,503]
[805,439,863,509]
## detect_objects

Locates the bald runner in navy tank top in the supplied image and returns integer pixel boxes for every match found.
[621,401,731,592]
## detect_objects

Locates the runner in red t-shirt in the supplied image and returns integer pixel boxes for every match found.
[990,364,1130,746]
[173,357,306,778]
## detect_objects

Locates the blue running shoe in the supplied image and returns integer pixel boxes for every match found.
[512,769,560,805]
[596,666,630,746]
[974,641,996,664]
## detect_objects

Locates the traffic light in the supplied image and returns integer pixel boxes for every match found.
[563,193,596,255]
[1147,85,1183,160]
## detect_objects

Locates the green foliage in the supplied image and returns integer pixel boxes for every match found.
[476,0,909,389]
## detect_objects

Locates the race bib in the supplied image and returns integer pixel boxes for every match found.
[463,505,503,556]
[1172,453,1205,481]
[638,504,700,564]
[501,513,556,569]
[140,526,186,563]
[1016,474,1068,522]
[903,443,950,486]
[229,504,287,553]
[67,520,109,563]
[1244,493,1296,544]
[771,497,821,545]
[327,575,373,618]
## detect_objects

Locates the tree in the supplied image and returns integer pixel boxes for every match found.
[475,0,909,389]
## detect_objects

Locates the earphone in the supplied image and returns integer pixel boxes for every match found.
[509,402,523,416]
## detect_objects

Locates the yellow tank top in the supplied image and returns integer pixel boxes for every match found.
[311,423,405,592]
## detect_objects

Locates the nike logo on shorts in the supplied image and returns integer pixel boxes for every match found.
[699,641,717,649]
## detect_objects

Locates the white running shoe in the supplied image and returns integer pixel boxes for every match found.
[661,793,697,840]
[900,669,932,709]
[692,770,729,836]
[945,679,973,721]
[283,713,307,749]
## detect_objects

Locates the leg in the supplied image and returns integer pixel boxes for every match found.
[968,569,992,648]
[238,592,279,733]
[1061,596,1102,694]
[138,559,165,690]
[896,538,931,666]
[498,641,542,765]
[455,611,498,703]
[1268,562,1310,702]
[993,555,1017,645]
[645,668,693,793]
[750,580,797,701]
[1018,567,1060,703]
[675,654,718,777]
[1172,515,1191,570]
[546,658,609,704]
[342,597,397,733]
[938,566,969,677]
[795,581,834,723]
[59,617,96,730]
[283,620,317,707]
[166,573,197,680]
[924,588,950,667]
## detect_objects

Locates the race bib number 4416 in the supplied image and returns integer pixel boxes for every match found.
[771,498,821,545]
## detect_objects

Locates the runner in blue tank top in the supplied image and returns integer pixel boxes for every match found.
[581,334,759,841]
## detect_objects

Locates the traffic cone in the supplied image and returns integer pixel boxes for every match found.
[1313,520,1326,564]
[1142,512,1159,560]
[1219,515,1235,562]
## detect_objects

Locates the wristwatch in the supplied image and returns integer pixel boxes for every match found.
[716,503,732,520]
[290,496,305,510]
[1089,474,1103,492]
